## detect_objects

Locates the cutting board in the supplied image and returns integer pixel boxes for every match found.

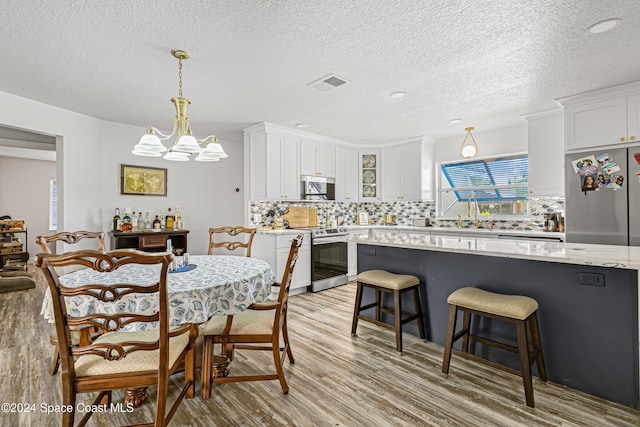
[284,206,311,228]
[309,208,318,226]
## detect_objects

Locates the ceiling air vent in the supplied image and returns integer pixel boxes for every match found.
[308,74,350,92]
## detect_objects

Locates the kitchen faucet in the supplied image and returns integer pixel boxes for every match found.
[467,193,482,229]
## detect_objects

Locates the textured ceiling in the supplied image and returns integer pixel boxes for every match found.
[1,0,640,144]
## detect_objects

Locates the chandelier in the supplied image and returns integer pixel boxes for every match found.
[460,126,479,158]
[132,50,227,162]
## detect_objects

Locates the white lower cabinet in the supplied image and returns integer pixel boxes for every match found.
[252,233,311,295]
[347,231,368,280]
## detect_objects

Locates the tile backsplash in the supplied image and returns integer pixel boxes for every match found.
[249,196,564,231]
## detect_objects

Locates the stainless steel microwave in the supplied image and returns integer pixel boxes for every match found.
[300,175,335,200]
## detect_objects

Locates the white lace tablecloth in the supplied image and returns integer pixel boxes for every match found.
[40,255,276,331]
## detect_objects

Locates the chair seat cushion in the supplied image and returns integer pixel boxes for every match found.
[199,309,275,336]
[447,287,538,320]
[74,329,190,377]
[356,270,419,290]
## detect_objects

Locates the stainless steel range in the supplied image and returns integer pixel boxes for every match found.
[309,226,349,292]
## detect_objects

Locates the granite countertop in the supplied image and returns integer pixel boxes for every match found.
[344,224,565,239]
[355,232,640,270]
[255,228,312,236]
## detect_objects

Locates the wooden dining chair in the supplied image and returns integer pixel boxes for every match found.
[200,235,303,399]
[36,230,106,254]
[36,230,106,375]
[208,226,256,256]
[36,249,197,427]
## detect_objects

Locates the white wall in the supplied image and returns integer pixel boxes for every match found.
[0,156,56,255]
[98,120,244,254]
[433,124,528,164]
[0,90,245,255]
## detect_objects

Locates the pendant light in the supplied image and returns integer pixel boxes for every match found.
[460,127,479,159]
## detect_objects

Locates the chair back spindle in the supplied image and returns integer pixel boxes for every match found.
[36,230,106,254]
[208,226,256,256]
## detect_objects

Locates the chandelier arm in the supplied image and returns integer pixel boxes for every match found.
[196,135,219,145]
[149,121,179,141]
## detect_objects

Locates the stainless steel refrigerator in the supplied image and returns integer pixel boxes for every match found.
[565,146,640,245]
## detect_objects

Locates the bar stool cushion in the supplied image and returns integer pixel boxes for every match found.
[356,270,419,290]
[447,287,538,320]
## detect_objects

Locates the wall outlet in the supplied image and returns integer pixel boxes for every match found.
[253,213,261,223]
[577,272,605,286]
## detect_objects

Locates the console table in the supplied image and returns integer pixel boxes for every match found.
[109,230,189,253]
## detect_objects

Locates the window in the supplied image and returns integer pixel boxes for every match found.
[49,178,57,230]
[438,154,529,218]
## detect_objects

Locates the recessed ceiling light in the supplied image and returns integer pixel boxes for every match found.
[448,118,462,124]
[295,123,307,128]
[586,18,621,34]
[390,91,406,99]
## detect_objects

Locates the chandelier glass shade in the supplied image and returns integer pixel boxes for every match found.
[132,50,227,162]
[460,126,479,159]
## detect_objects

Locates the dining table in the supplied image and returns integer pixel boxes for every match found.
[41,254,276,329]
[40,254,276,406]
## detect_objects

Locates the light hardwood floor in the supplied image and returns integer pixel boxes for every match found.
[1,267,639,426]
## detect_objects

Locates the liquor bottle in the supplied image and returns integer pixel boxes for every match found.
[144,212,152,229]
[112,208,121,232]
[175,206,183,230]
[166,208,174,229]
[131,211,138,229]
[122,211,132,232]
[137,212,144,230]
[160,209,166,229]
[153,215,161,230]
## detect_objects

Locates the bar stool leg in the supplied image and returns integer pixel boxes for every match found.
[461,311,471,353]
[393,289,403,352]
[442,305,458,374]
[351,281,364,336]
[529,312,547,382]
[375,288,382,321]
[413,286,426,339]
[516,319,535,408]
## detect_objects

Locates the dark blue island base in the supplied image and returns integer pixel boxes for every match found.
[357,244,639,408]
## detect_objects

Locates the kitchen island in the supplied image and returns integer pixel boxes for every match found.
[356,231,639,409]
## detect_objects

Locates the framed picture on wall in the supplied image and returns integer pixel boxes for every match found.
[120,164,167,196]
[357,211,369,225]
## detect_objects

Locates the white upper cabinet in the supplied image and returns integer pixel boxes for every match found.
[265,133,300,200]
[335,146,359,201]
[565,97,627,151]
[627,93,640,144]
[559,82,640,151]
[359,149,381,201]
[300,139,335,177]
[245,124,300,201]
[523,110,564,196]
[381,141,423,201]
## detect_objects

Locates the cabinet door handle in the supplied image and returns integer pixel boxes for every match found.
[631,135,636,141]
[620,137,626,141]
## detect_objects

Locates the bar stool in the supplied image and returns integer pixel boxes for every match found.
[441,287,547,408]
[351,270,426,352]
